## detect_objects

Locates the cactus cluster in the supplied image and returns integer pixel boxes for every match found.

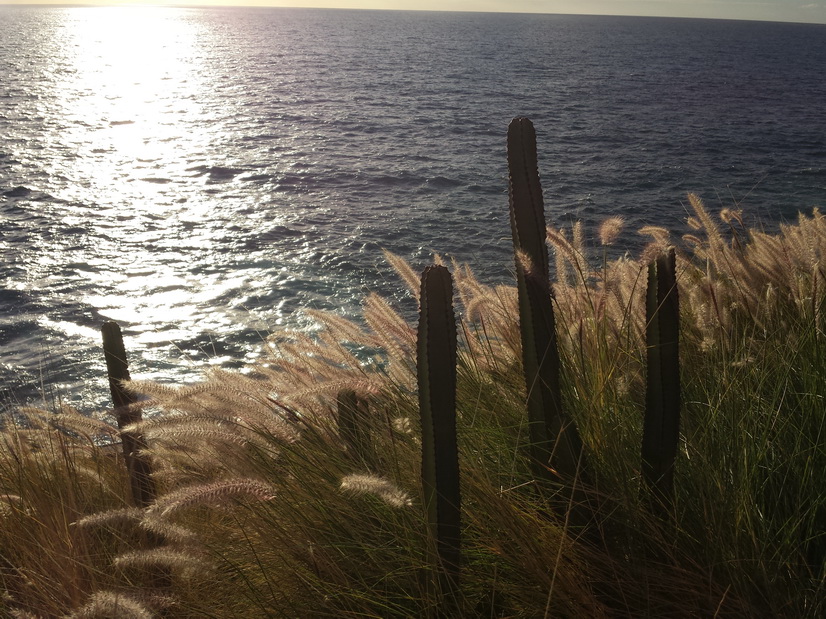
[99,118,686,611]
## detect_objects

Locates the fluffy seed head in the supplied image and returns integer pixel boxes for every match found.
[340,474,412,508]
[74,508,143,529]
[149,478,276,517]
[68,591,153,619]
[599,217,624,246]
[720,208,744,226]
[113,547,209,579]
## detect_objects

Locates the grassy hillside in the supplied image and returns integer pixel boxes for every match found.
[1,193,824,617]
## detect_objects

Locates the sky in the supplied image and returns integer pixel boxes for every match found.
[3,1,826,25]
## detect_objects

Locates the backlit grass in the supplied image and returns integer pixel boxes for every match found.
[1,198,823,618]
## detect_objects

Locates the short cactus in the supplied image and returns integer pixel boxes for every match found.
[101,321,156,509]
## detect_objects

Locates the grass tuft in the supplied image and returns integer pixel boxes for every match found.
[1,203,823,617]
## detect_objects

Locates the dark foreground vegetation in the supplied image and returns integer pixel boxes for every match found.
[1,120,823,618]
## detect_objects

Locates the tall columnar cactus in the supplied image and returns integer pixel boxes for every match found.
[641,249,681,517]
[417,265,461,598]
[101,321,156,509]
[507,117,584,482]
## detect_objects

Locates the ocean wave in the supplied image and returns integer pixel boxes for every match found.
[1,7,824,407]
[2,185,31,197]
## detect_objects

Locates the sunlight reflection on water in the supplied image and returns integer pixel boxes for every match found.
[1,6,824,408]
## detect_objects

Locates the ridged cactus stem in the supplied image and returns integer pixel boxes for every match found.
[101,321,156,509]
[507,117,584,482]
[641,248,681,518]
[418,265,461,600]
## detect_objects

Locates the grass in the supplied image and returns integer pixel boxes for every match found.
[1,196,824,617]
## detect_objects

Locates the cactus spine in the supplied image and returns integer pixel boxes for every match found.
[641,249,681,517]
[417,265,461,599]
[507,117,584,482]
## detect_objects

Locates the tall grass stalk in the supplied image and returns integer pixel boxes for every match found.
[1,201,823,617]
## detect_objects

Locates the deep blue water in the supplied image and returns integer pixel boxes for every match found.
[1,6,824,409]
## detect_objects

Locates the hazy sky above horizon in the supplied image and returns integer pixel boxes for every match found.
[3,1,825,25]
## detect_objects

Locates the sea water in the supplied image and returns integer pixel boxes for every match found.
[1,6,824,408]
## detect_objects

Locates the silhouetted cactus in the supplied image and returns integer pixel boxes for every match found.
[417,265,461,599]
[641,249,681,517]
[101,321,156,509]
[337,389,373,468]
[507,117,584,482]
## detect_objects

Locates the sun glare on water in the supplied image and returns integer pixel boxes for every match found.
[53,7,205,195]
[35,6,262,382]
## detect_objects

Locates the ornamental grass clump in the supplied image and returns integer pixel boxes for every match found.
[1,121,824,616]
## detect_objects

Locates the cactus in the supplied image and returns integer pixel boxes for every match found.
[641,249,681,517]
[507,117,584,482]
[337,389,373,468]
[101,321,156,509]
[417,265,461,598]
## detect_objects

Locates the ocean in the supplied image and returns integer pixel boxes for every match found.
[1,5,825,409]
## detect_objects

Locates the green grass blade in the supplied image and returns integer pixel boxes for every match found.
[337,389,373,469]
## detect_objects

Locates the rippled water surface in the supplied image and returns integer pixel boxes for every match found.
[1,6,825,408]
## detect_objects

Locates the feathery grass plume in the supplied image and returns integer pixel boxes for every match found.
[383,248,423,300]
[131,418,271,450]
[0,417,134,616]
[548,226,573,285]
[599,216,625,246]
[450,260,480,303]
[46,412,120,447]
[720,207,744,226]
[149,479,275,517]
[417,264,461,600]
[548,225,590,285]
[674,204,825,344]
[11,406,57,430]
[283,377,381,410]
[74,507,143,530]
[454,261,522,371]
[138,516,197,546]
[68,591,153,619]
[363,292,418,387]
[304,307,372,341]
[639,225,671,245]
[113,547,209,579]
[687,193,725,260]
[125,372,302,453]
[507,117,585,483]
[339,473,412,508]
[571,221,589,277]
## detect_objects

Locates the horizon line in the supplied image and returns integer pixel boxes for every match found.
[2,2,826,27]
